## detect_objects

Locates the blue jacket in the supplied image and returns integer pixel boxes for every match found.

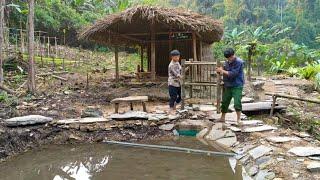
[222,57,245,87]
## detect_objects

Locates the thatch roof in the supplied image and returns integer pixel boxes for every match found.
[79,6,223,46]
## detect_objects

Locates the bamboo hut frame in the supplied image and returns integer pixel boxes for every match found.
[79,6,223,81]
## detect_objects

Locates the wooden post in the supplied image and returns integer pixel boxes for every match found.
[140,45,144,72]
[47,36,50,57]
[216,60,222,113]
[169,32,172,60]
[192,32,198,82]
[181,59,186,110]
[20,20,24,53]
[248,48,252,81]
[115,46,119,81]
[0,0,5,85]
[54,37,57,58]
[150,21,156,80]
[192,32,197,62]
[270,95,277,117]
[27,0,36,93]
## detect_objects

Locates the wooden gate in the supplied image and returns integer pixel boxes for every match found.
[181,59,223,113]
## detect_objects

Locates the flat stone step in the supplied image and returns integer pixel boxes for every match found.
[5,115,53,127]
[288,147,320,157]
[55,117,108,124]
[266,136,300,143]
[243,125,277,133]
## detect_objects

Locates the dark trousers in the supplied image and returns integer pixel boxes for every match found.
[169,85,181,108]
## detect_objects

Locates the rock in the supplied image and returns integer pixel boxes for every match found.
[309,156,320,161]
[56,117,108,124]
[191,115,198,119]
[242,167,254,180]
[240,120,264,126]
[41,107,49,111]
[277,157,285,162]
[296,158,304,162]
[251,81,265,90]
[307,162,320,172]
[242,97,255,103]
[109,111,148,120]
[210,112,247,122]
[228,126,241,132]
[81,107,103,118]
[155,110,166,114]
[69,134,82,141]
[216,136,237,147]
[248,165,259,176]
[288,147,320,157]
[206,129,227,141]
[199,104,216,111]
[266,136,300,143]
[173,129,179,136]
[293,132,310,138]
[4,115,53,127]
[240,155,250,164]
[196,128,208,138]
[159,124,175,131]
[243,125,277,133]
[255,170,275,180]
[192,106,200,111]
[177,119,212,130]
[148,114,168,121]
[229,157,237,173]
[168,114,180,120]
[233,144,256,155]
[177,109,188,114]
[47,110,59,117]
[292,173,299,178]
[248,145,272,159]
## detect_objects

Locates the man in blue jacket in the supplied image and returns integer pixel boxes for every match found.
[216,48,245,125]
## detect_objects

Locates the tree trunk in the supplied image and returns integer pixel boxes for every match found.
[27,0,36,93]
[0,0,5,85]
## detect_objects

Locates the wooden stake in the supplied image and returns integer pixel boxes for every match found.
[0,0,5,85]
[150,21,156,80]
[27,0,36,93]
[140,45,144,72]
[115,46,119,81]
[192,32,197,61]
[181,59,186,110]
[216,60,222,113]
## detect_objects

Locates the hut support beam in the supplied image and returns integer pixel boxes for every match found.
[115,46,119,81]
[192,32,197,61]
[140,45,144,72]
[150,22,156,80]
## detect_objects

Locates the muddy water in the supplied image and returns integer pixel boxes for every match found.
[0,137,242,180]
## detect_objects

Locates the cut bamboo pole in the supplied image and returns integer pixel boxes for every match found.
[150,21,156,80]
[181,59,186,110]
[115,46,119,81]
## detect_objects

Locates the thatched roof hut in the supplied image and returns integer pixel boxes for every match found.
[79,6,223,80]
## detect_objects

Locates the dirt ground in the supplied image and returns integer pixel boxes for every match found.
[1,71,320,179]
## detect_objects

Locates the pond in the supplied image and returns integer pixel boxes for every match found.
[0,137,242,180]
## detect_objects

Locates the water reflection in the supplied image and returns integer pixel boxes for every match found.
[53,156,109,180]
[0,138,242,180]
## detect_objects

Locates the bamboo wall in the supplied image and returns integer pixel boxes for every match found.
[147,40,214,77]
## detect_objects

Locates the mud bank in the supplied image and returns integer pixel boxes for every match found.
[0,123,171,162]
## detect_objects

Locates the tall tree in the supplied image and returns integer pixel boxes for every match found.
[0,0,4,85]
[27,0,35,93]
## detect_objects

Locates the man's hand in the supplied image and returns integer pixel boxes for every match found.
[216,67,223,74]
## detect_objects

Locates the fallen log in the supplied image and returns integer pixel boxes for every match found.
[51,74,67,81]
[37,71,68,76]
[0,84,15,94]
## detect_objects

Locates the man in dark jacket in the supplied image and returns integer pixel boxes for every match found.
[216,48,245,125]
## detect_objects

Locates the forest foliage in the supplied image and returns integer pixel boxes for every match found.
[3,0,320,87]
